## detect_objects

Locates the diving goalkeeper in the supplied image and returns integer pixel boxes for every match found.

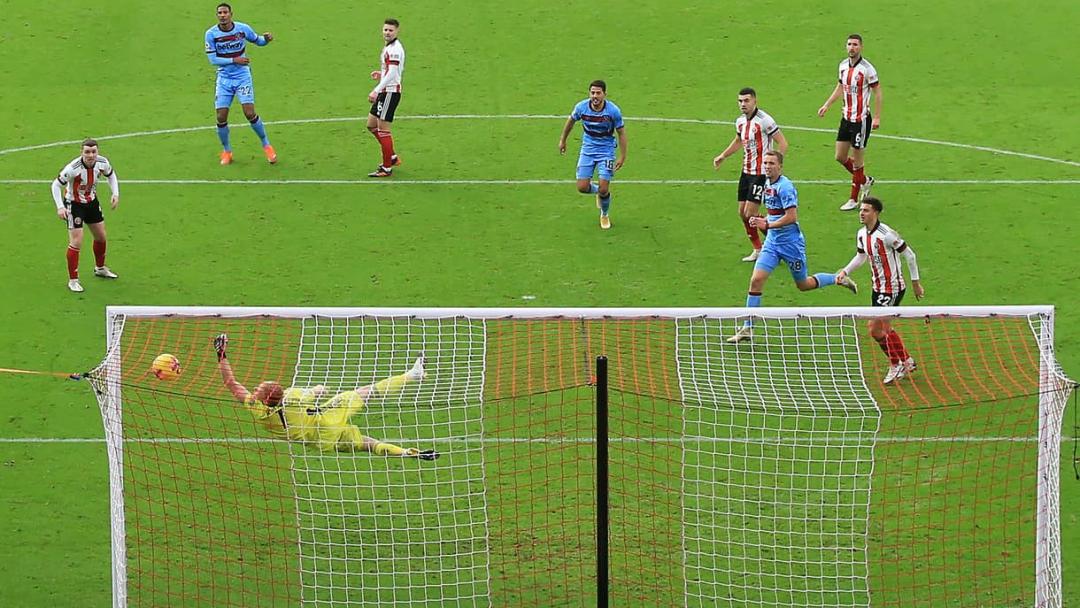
[213,333,438,460]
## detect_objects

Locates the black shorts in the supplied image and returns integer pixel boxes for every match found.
[871,289,905,307]
[837,116,872,149]
[737,173,768,203]
[65,198,104,230]
[369,92,401,122]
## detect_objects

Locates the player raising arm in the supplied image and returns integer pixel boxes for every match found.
[727,151,858,343]
[51,139,120,293]
[713,87,789,262]
[836,197,924,384]
[213,334,438,459]
[205,3,276,165]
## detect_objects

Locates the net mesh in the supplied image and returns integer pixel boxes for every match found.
[89,309,1072,607]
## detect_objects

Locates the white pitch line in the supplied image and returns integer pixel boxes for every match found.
[2,178,1078,186]
[0,436,1071,444]
[1,114,1077,168]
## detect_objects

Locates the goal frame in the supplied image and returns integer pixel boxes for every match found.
[99,305,1065,608]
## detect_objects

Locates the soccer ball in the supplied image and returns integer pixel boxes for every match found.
[151,353,182,381]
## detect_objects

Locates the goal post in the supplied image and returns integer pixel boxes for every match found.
[88,306,1073,607]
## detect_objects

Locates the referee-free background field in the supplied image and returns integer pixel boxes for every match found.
[0,0,1077,606]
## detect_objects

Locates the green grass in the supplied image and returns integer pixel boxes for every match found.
[1,0,1078,606]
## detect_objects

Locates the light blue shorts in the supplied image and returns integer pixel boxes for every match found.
[215,74,255,108]
[576,152,616,181]
[753,240,809,281]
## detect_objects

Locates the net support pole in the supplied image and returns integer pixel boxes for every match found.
[596,355,609,608]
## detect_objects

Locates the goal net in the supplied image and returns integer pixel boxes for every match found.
[88,306,1073,607]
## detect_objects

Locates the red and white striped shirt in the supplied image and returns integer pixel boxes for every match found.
[857,221,908,294]
[373,39,405,94]
[734,109,780,176]
[57,156,115,204]
[838,57,879,122]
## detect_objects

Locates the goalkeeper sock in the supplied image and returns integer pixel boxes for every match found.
[599,193,611,216]
[374,442,406,456]
[66,246,80,279]
[812,272,836,288]
[248,115,270,147]
[372,371,411,396]
[216,122,231,151]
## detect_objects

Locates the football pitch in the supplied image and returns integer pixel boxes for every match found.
[1,1,1078,606]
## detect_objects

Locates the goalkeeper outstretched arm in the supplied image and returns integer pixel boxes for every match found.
[213,333,284,407]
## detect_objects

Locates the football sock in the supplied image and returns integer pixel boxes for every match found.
[216,122,231,151]
[248,115,270,147]
[743,292,762,328]
[851,166,865,200]
[744,218,762,249]
[93,240,106,267]
[599,193,611,216]
[813,272,836,288]
[374,442,406,456]
[66,246,79,279]
[874,333,898,364]
[841,158,855,174]
[588,183,599,194]
[372,371,411,397]
[376,131,395,167]
[887,330,910,362]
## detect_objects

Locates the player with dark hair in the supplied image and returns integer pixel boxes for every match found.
[836,197,924,383]
[558,80,628,230]
[51,139,120,293]
[367,18,406,177]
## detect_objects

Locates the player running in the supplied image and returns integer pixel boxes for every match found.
[205,2,277,165]
[728,151,858,343]
[558,80,628,230]
[713,87,789,262]
[51,139,120,293]
[213,334,438,459]
[836,197,924,384]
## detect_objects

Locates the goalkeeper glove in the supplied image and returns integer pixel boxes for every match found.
[213,333,229,361]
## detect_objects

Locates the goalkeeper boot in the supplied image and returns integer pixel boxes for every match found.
[94,266,118,279]
[837,274,858,294]
[883,362,906,385]
[417,449,439,461]
[263,144,278,165]
[219,150,233,165]
[840,198,858,211]
[726,326,752,343]
[858,175,875,202]
[68,278,84,293]
[407,353,426,382]
[368,165,393,178]
[741,249,760,262]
